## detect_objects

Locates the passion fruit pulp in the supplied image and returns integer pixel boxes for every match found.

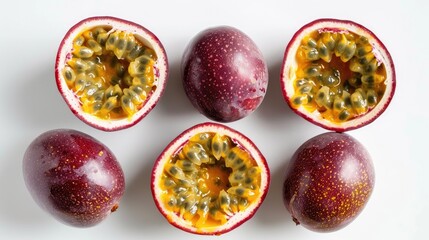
[283,132,375,232]
[151,122,270,235]
[55,16,168,131]
[181,26,269,122]
[281,19,395,131]
[22,129,125,227]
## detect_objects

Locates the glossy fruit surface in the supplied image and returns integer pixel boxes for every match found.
[22,129,125,227]
[151,122,270,235]
[55,16,168,131]
[283,132,374,232]
[281,18,395,131]
[182,26,268,122]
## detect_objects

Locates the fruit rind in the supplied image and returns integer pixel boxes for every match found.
[281,18,395,132]
[151,122,270,235]
[22,129,125,227]
[283,132,375,232]
[55,16,168,131]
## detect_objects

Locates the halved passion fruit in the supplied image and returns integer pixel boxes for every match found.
[55,16,168,131]
[151,122,270,235]
[281,19,395,131]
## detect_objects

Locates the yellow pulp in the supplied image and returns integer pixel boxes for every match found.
[292,30,387,123]
[159,132,261,231]
[62,26,157,120]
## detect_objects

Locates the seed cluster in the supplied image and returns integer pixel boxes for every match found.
[160,132,261,228]
[62,27,157,120]
[292,30,387,122]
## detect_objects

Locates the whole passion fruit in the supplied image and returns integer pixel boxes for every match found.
[281,19,395,131]
[151,122,270,235]
[55,16,168,131]
[283,132,374,232]
[181,26,269,122]
[22,129,125,227]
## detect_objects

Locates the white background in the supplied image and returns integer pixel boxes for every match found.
[0,0,427,239]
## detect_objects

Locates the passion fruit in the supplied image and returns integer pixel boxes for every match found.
[281,19,395,131]
[151,122,270,235]
[55,16,168,131]
[283,132,375,232]
[181,26,269,122]
[22,129,125,227]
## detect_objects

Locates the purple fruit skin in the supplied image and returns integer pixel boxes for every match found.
[181,26,268,122]
[22,129,125,227]
[283,132,375,232]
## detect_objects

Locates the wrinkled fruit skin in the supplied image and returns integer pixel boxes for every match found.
[283,132,374,232]
[22,129,125,227]
[181,26,268,122]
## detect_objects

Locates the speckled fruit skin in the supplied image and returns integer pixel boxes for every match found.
[283,132,374,232]
[22,129,125,227]
[181,26,268,122]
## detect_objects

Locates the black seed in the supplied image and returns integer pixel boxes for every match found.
[362,75,374,84]
[307,48,319,60]
[168,199,175,207]
[108,36,116,44]
[234,173,244,181]
[348,77,362,88]
[228,151,236,159]
[110,76,121,85]
[357,48,367,57]
[122,96,130,105]
[306,65,321,77]
[299,84,312,93]
[116,39,126,49]
[307,38,317,48]
[104,101,112,109]
[169,166,178,175]
[220,196,229,205]
[245,178,252,184]
[235,158,243,165]
[293,96,302,105]
[65,70,73,80]
[235,188,244,196]
[128,45,142,59]
[368,95,376,105]
[319,45,328,57]
[131,85,143,95]
[238,165,247,172]
[339,110,350,121]
[322,74,339,87]
[344,96,352,107]
[182,161,192,168]
[93,102,102,111]
[126,41,135,51]
[213,142,220,152]
[174,186,186,194]
[138,64,146,73]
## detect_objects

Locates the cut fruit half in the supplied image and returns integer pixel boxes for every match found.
[55,16,168,131]
[281,18,395,131]
[151,122,270,235]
